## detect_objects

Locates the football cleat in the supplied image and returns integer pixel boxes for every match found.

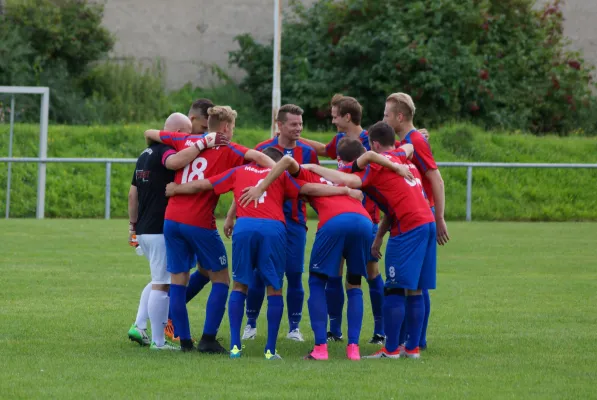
[286,328,305,342]
[368,334,386,345]
[265,350,282,360]
[304,344,328,360]
[402,346,421,359]
[242,324,257,340]
[150,342,180,351]
[327,331,343,342]
[198,337,228,354]
[346,344,360,361]
[362,347,401,359]
[230,345,243,359]
[128,323,150,346]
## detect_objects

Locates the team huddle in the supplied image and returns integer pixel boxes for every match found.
[127,93,449,360]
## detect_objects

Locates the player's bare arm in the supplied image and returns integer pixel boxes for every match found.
[244,149,276,168]
[371,213,391,259]
[223,202,237,238]
[165,179,213,197]
[302,164,362,188]
[238,155,299,207]
[128,185,138,245]
[299,183,363,202]
[300,138,328,157]
[398,143,414,159]
[355,151,414,181]
[425,168,449,245]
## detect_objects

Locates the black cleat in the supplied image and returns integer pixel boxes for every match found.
[198,337,228,354]
[368,334,386,345]
[327,331,343,342]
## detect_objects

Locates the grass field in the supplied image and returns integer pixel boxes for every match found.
[1,220,596,399]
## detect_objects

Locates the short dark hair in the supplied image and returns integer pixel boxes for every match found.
[262,147,284,162]
[189,98,214,118]
[368,121,396,147]
[277,104,304,122]
[334,96,362,125]
[337,137,366,163]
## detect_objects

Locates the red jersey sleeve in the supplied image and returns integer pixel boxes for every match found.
[283,171,302,199]
[294,167,321,184]
[410,131,437,173]
[355,164,381,188]
[159,131,187,149]
[324,135,339,159]
[309,149,320,165]
[208,167,238,195]
[227,143,250,167]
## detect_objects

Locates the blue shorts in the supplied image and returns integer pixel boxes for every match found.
[368,223,379,263]
[309,213,373,279]
[385,222,437,290]
[232,218,287,290]
[285,219,307,274]
[164,220,228,274]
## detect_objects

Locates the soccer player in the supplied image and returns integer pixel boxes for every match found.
[305,121,437,359]
[383,92,449,350]
[239,152,412,360]
[188,98,214,134]
[301,95,385,344]
[144,106,275,353]
[236,104,319,342]
[166,147,359,359]
[127,113,215,350]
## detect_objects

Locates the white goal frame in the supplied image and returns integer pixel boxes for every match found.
[0,86,50,219]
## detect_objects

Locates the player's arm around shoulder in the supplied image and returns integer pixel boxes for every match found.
[238,155,298,207]
[356,151,414,181]
[299,183,363,202]
[165,179,213,197]
[302,164,362,188]
[300,138,328,157]
[245,149,276,168]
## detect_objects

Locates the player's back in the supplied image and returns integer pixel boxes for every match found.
[294,167,369,229]
[229,165,299,223]
[133,143,175,234]
[360,151,434,235]
[165,142,248,229]
[400,129,437,207]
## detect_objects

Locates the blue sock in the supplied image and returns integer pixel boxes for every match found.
[246,271,266,328]
[228,290,246,350]
[286,272,304,332]
[399,316,408,345]
[367,275,385,336]
[383,293,406,353]
[346,288,364,345]
[203,282,229,336]
[308,274,328,345]
[326,276,344,337]
[405,294,425,351]
[169,284,191,341]
[420,289,430,347]
[266,295,284,354]
[186,271,210,303]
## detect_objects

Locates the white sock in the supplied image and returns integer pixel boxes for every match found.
[134,283,152,330]
[148,289,170,347]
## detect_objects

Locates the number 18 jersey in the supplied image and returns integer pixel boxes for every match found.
[159,131,249,229]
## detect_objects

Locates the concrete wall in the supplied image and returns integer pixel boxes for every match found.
[99,0,597,90]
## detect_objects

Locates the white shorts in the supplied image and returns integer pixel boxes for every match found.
[137,234,171,284]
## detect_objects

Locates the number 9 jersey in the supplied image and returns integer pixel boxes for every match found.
[159,131,249,229]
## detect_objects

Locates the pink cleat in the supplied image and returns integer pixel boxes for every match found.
[304,344,328,360]
[346,343,360,360]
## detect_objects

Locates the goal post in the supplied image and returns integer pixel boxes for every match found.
[0,86,50,219]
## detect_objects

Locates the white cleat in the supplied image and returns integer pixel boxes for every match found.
[286,328,305,342]
[242,324,257,340]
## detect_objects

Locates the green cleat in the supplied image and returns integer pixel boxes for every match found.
[230,345,242,359]
[128,323,150,346]
[265,350,282,360]
[150,342,180,351]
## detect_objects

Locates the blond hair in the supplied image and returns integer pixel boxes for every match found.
[386,92,416,121]
[330,93,345,107]
[207,106,237,131]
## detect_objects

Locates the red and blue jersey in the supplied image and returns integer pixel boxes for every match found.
[255,137,319,227]
[399,129,438,207]
[353,149,434,236]
[160,131,249,230]
[327,130,380,224]
[208,164,301,223]
[293,167,370,230]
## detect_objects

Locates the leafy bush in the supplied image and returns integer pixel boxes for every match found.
[0,123,595,220]
[229,0,597,135]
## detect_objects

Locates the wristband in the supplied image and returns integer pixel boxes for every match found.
[195,138,207,152]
